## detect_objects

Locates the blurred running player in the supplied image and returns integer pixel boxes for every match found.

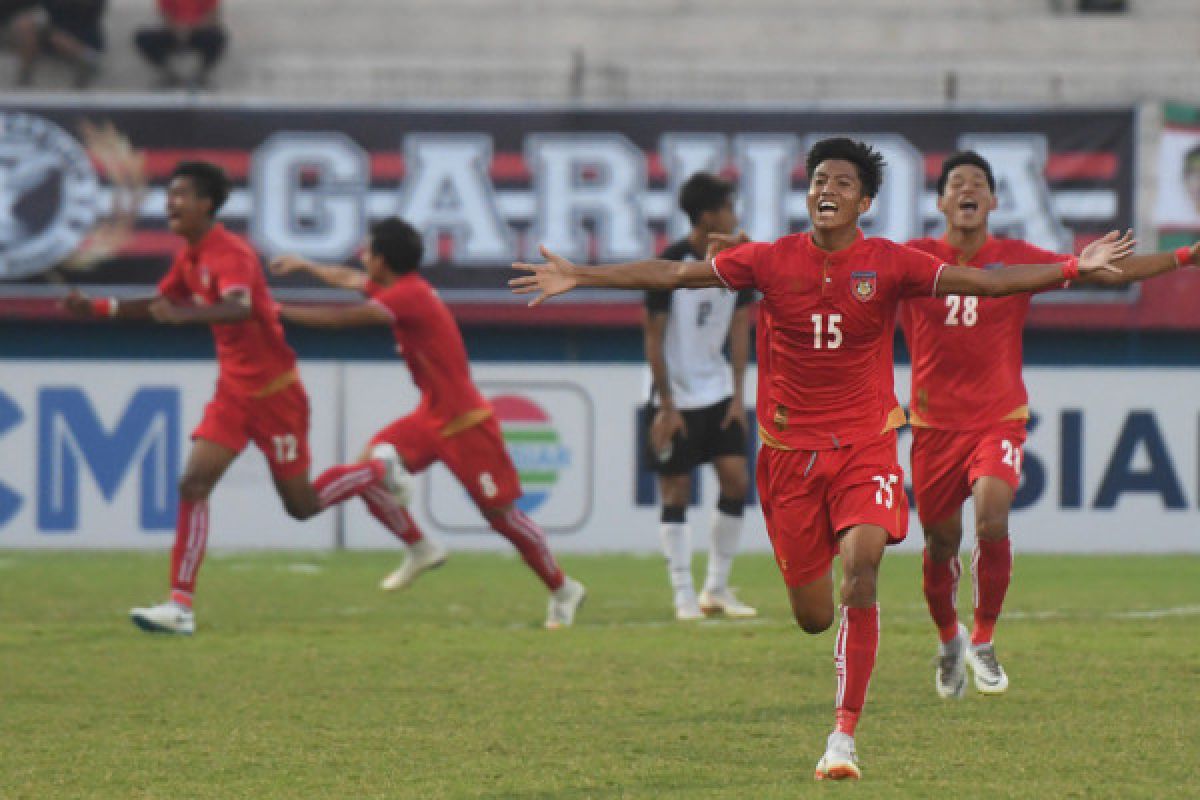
[270,217,586,629]
[511,137,1133,780]
[63,161,406,635]
[645,172,755,621]
[902,150,1197,698]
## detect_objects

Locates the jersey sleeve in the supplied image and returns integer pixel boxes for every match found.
[210,249,258,298]
[896,244,949,299]
[712,242,771,291]
[156,261,189,301]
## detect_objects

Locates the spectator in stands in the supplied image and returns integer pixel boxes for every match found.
[8,0,107,88]
[1183,144,1200,216]
[134,0,227,89]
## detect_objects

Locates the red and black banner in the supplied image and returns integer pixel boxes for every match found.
[1,101,1147,326]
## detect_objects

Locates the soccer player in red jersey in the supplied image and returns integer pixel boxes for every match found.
[63,162,407,635]
[902,151,1197,699]
[511,138,1133,780]
[270,217,587,629]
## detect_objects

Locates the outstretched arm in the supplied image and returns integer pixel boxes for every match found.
[511,247,723,306]
[62,288,158,320]
[936,229,1135,297]
[269,254,369,292]
[1076,239,1197,287]
[279,302,392,328]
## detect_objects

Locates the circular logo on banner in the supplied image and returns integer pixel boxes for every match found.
[0,112,99,279]
[493,394,571,514]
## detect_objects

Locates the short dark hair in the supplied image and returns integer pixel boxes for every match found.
[678,172,734,226]
[170,161,231,217]
[805,137,886,199]
[937,151,996,196]
[369,217,424,274]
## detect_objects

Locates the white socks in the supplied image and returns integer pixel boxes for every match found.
[660,523,695,601]
[703,511,744,594]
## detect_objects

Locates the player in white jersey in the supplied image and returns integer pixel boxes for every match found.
[644,172,757,620]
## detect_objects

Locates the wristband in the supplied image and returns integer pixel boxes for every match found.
[90,297,118,318]
[1061,256,1080,281]
[1173,245,1195,268]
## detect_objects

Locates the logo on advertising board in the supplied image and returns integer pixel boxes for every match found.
[426,383,593,533]
[0,112,99,279]
[493,394,570,514]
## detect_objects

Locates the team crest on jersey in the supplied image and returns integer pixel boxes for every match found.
[850,271,877,302]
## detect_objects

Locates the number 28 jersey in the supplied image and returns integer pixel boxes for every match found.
[901,237,1066,431]
[713,230,946,451]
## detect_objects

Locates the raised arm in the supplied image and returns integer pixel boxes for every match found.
[1075,239,1197,287]
[511,247,722,306]
[935,229,1135,297]
[279,301,392,328]
[269,254,369,292]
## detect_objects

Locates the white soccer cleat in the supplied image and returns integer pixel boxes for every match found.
[379,537,448,592]
[371,443,414,507]
[130,601,195,635]
[545,577,586,629]
[935,623,969,699]
[674,590,705,621]
[966,640,1010,695]
[814,731,861,781]
[698,587,758,618]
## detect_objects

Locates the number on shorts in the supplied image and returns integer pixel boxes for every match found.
[479,472,498,499]
[944,295,979,327]
[272,434,298,463]
[696,300,713,327]
[873,473,899,509]
[1000,439,1022,474]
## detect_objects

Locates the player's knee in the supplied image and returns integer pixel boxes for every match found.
[719,471,749,504]
[178,473,214,502]
[924,527,961,561]
[793,609,834,634]
[975,514,1009,542]
[840,570,878,607]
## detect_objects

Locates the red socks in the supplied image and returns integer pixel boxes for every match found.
[489,507,564,590]
[314,461,385,509]
[834,604,879,737]
[169,498,209,604]
[972,538,1012,645]
[362,484,424,546]
[922,549,962,644]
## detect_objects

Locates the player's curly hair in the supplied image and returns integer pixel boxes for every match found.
[171,161,231,217]
[805,138,886,199]
[679,172,735,226]
[370,216,424,274]
[937,151,996,196]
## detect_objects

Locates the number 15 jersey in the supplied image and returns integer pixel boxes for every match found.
[713,230,947,452]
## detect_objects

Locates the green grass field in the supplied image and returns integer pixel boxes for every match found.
[2,550,1197,799]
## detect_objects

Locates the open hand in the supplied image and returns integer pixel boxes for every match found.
[268,254,312,276]
[510,246,580,306]
[1078,229,1135,275]
[650,407,686,456]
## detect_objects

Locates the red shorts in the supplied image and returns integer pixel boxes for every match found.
[910,421,1027,526]
[371,411,522,509]
[757,431,908,588]
[192,381,312,479]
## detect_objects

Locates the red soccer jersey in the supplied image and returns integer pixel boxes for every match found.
[365,274,490,434]
[157,224,297,396]
[714,230,947,451]
[901,236,1066,430]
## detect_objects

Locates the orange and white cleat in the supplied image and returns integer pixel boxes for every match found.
[814,731,861,781]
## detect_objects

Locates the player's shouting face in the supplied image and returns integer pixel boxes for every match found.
[938,164,997,233]
[807,159,873,233]
[166,175,213,239]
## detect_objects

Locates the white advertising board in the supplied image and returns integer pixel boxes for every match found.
[2,361,1197,554]
[0,361,339,549]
